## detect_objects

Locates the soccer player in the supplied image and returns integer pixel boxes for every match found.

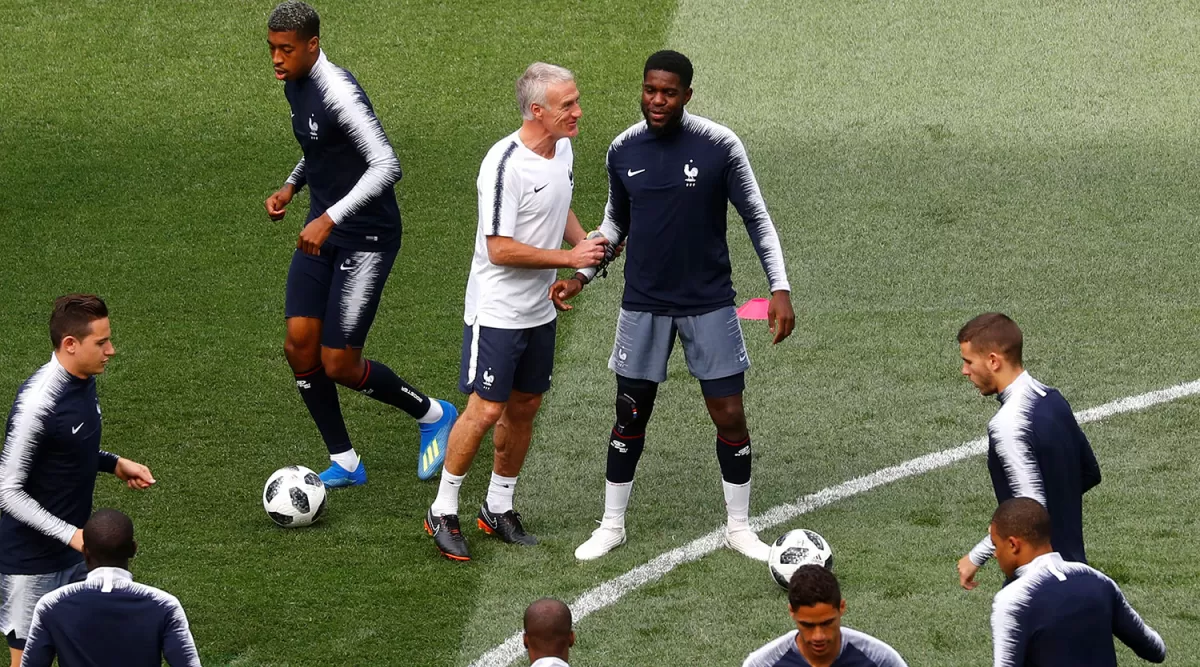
[743,565,908,667]
[0,294,155,667]
[989,498,1166,666]
[568,50,795,562]
[523,598,574,667]
[424,62,608,561]
[21,509,201,667]
[263,1,457,487]
[954,313,1102,590]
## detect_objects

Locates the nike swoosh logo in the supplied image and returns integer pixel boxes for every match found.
[627,169,646,177]
[533,183,549,193]
[72,422,85,434]
[339,261,356,271]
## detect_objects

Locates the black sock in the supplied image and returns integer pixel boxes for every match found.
[295,366,352,455]
[716,435,752,484]
[351,359,431,419]
[606,427,645,484]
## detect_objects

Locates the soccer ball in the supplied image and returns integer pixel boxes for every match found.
[263,466,327,528]
[768,529,834,588]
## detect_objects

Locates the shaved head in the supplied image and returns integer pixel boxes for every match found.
[83,508,137,567]
[523,598,573,660]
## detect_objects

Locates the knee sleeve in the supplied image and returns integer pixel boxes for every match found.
[607,376,659,483]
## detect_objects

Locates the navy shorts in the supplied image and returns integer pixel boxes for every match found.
[284,245,398,349]
[458,320,556,402]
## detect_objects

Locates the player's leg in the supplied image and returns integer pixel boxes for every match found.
[680,306,768,561]
[284,249,357,486]
[479,320,554,545]
[426,322,519,561]
[576,310,672,561]
[321,248,458,481]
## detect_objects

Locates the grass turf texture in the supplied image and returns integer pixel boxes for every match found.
[2,0,1199,665]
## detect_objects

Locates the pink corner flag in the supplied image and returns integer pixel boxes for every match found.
[736,298,769,320]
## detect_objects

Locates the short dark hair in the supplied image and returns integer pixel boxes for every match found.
[50,294,108,349]
[992,497,1052,547]
[523,598,572,652]
[644,50,693,88]
[957,312,1023,364]
[268,1,320,40]
[788,564,841,610]
[83,509,136,563]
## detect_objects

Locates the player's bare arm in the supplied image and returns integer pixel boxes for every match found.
[563,209,587,247]
[768,290,795,345]
[487,234,606,270]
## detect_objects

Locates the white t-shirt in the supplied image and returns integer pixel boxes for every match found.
[464,130,574,329]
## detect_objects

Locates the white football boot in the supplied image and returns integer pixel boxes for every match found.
[724,520,770,561]
[575,521,627,561]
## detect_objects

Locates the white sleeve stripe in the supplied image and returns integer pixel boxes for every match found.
[990,389,1046,504]
[991,575,1040,667]
[969,533,996,566]
[683,114,790,293]
[842,627,909,667]
[580,131,641,283]
[741,630,796,667]
[312,61,401,224]
[285,157,306,186]
[0,361,77,545]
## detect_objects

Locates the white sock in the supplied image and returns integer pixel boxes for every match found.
[486,473,518,513]
[431,470,465,516]
[417,399,444,425]
[723,479,751,528]
[330,449,360,472]
[602,481,633,529]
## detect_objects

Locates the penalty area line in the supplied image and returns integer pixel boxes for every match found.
[468,379,1200,667]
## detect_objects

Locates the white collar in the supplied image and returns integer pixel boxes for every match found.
[1015,551,1062,579]
[530,658,570,667]
[87,567,133,593]
[998,370,1033,404]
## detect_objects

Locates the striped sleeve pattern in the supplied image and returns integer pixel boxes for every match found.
[578,123,644,282]
[686,115,791,293]
[741,630,796,667]
[0,361,77,545]
[285,157,307,189]
[843,627,910,666]
[311,61,401,224]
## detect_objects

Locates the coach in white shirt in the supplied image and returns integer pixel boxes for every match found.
[424,62,609,561]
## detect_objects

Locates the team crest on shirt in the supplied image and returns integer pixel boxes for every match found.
[308,115,319,140]
[683,160,698,187]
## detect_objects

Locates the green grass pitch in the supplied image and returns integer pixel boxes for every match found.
[2,0,1199,665]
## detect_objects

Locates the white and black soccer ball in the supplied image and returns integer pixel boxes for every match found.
[768,529,834,588]
[263,465,327,528]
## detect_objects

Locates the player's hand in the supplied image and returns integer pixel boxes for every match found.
[611,240,626,261]
[298,213,335,256]
[568,236,607,269]
[69,528,84,553]
[115,457,156,490]
[549,277,584,311]
[767,290,795,345]
[266,184,295,221]
[957,554,980,590]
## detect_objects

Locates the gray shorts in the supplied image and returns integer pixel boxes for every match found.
[0,562,87,647]
[609,306,750,383]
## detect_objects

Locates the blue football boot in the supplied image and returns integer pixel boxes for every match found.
[418,399,457,480]
[319,460,367,488]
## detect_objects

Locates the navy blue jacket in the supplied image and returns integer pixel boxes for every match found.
[743,627,908,667]
[22,567,200,667]
[968,372,1101,567]
[582,112,790,316]
[0,357,117,575]
[991,553,1166,666]
[283,51,402,251]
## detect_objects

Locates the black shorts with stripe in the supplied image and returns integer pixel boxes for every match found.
[284,244,398,348]
[458,321,556,402]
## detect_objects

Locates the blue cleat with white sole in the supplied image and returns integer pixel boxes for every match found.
[319,460,367,488]
[418,399,457,480]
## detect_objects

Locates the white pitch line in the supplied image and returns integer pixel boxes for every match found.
[468,379,1200,667]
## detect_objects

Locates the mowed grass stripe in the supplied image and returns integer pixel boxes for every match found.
[469,378,1200,666]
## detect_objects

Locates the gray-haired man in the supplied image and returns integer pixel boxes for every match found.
[424,62,608,561]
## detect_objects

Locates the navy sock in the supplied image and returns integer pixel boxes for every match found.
[294,366,352,455]
[606,428,645,484]
[716,435,752,484]
[352,359,431,419]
